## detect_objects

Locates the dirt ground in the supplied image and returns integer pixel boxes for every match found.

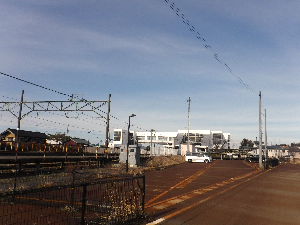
[143,161,300,225]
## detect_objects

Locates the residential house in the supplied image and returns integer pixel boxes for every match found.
[0,128,48,144]
[65,138,89,148]
[287,147,300,163]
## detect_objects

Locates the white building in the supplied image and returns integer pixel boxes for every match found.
[113,129,230,155]
[250,145,289,158]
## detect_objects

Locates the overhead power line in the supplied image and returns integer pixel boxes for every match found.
[0,72,149,132]
[163,0,256,94]
[0,72,69,97]
[1,71,114,119]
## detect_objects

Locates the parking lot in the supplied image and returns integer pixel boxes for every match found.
[144,160,300,225]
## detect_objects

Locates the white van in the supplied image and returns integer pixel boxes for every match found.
[186,152,212,163]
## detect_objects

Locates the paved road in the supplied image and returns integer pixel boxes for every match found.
[144,160,300,225]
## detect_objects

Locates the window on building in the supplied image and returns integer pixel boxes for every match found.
[147,136,155,141]
[195,134,203,142]
[137,136,145,141]
[7,137,13,142]
[187,133,203,142]
[158,136,167,141]
[213,133,222,145]
[114,131,121,142]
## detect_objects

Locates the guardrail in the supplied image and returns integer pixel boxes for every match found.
[0,174,145,225]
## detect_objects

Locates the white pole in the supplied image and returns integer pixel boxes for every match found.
[187,97,191,153]
[259,91,263,169]
[150,129,154,156]
[265,109,268,168]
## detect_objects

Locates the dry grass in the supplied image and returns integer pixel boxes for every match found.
[0,156,186,193]
[143,155,185,169]
[102,155,186,176]
[291,158,300,164]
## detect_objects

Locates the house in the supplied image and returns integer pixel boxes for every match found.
[266,145,289,158]
[287,147,300,163]
[249,144,290,158]
[65,138,89,148]
[0,128,48,144]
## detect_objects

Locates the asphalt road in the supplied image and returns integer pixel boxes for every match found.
[144,160,300,225]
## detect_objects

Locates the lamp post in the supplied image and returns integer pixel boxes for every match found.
[126,114,136,173]
[88,131,91,147]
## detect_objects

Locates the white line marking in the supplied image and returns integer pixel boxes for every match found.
[147,218,165,225]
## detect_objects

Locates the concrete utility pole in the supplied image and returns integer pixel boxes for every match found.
[187,97,191,153]
[16,90,24,146]
[265,109,268,168]
[15,90,24,158]
[259,91,263,169]
[150,129,155,156]
[105,94,111,157]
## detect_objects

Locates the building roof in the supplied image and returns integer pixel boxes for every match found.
[1,128,48,139]
[267,145,283,149]
[69,138,89,145]
[287,147,300,152]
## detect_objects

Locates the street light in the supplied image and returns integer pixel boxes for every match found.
[88,131,91,147]
[126,114,136,173]
[150,129,155,156]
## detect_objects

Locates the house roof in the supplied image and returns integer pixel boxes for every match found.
[1,128,48,139]
[287,147,300,152]
[69,138,89,145]
[267,145,283,149]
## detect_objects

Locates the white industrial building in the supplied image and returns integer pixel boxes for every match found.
[113,129,230,155]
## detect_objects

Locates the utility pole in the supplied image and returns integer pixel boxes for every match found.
[16,90,24,145]
[16,90,24,152]
[150,129,155,156]
[259,91,263,169]
[187,97,191,153]
[105,94,111,157]
[265,109,268,169]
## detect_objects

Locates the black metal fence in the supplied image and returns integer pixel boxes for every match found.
[0,175,145,225]
[0,141,112,154]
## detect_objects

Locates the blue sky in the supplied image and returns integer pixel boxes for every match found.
[1,0,300,147]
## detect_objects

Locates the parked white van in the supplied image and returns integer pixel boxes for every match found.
[185,152,212,163]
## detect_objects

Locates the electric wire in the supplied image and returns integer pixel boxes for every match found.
[0,72,149,132]
[163,0,257,94]
[1,71,111,120]
[1,93,148,144]
[1,112,103,142]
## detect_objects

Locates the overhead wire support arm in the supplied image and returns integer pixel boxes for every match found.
[0,102,19,118]
[1,93,112,157]
[0,100,109,119]
[1,71,127,127]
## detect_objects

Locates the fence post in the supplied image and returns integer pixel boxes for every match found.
[13,164,18,203]
[81,184,87,225]
[71,170,75,207]
[36,162,41,174]
[142,175,145,212]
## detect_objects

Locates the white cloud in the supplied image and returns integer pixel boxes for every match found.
[1,1,300,146]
